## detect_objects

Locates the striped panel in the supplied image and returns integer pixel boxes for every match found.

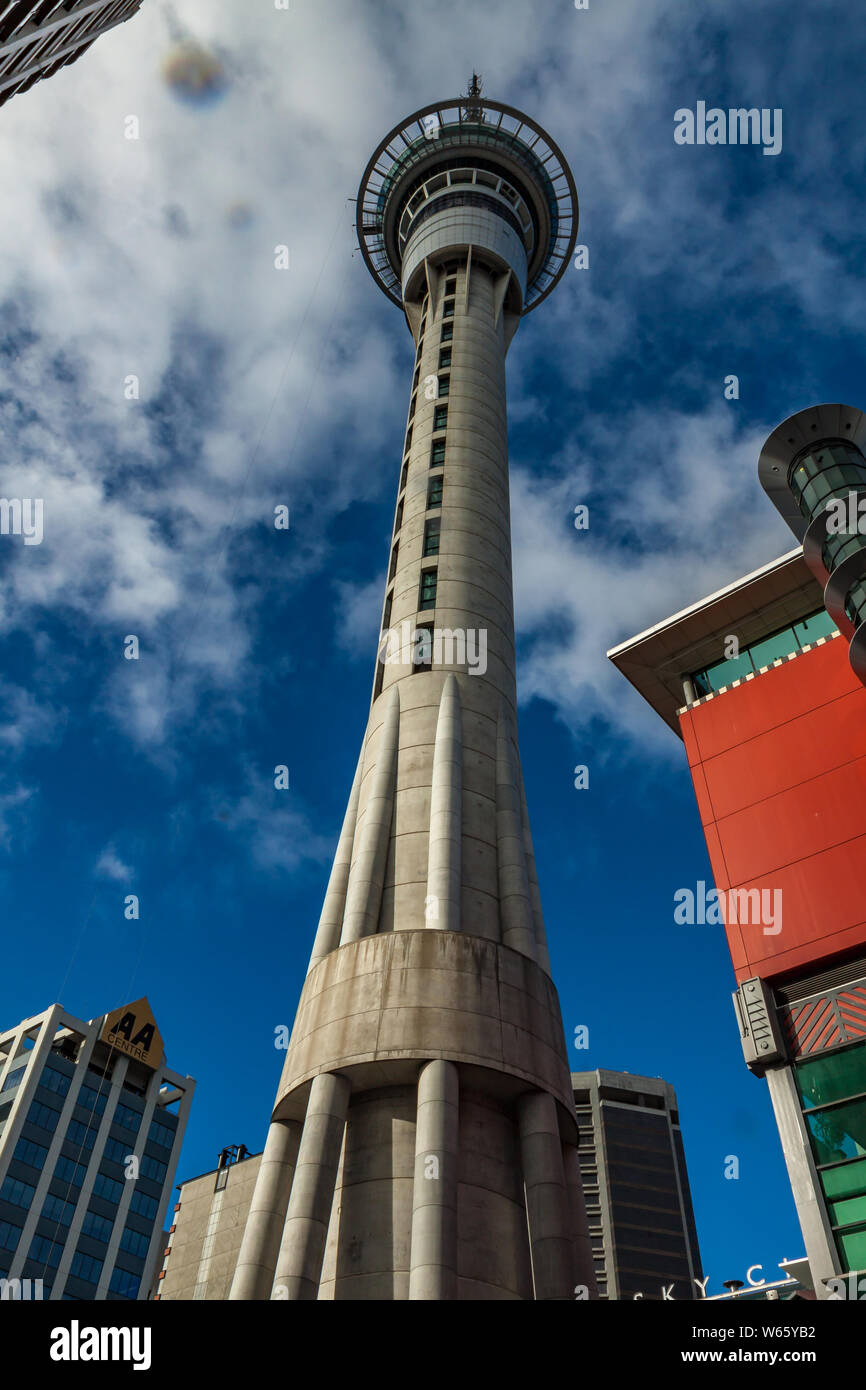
[781,983,866,1057]
[837,985,866,1040]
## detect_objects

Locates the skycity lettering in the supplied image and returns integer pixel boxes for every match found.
[633,1262,797,1300]
[49,1321,151,1371]
[674,103,782,156]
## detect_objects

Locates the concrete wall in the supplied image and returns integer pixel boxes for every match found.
[158,1155,261,1300]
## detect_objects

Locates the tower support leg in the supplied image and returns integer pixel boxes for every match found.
[272,1072,350,1299]
[517,1090,575,1300]
[228,1119,300,1300]
[409,1060,459,1299]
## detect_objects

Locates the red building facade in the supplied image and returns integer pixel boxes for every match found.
[611,493,866,1296]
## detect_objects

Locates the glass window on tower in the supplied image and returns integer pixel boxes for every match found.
[441,323,453,343]
[419,569,438,611]
[795,1039,866,1272]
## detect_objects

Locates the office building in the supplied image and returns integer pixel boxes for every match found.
[230,82,595,1301]
[608,404,866,1297]
[572,1070,703,1300]
[0,996,193,1299]
[155,1144,260,1300]
[0,1,142,110]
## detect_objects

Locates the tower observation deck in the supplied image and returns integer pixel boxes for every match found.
[230,86,593,1301]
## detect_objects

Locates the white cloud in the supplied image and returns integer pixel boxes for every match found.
[95,844,134,883]
[0,0,857,761]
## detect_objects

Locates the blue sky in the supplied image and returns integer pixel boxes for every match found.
[2,0,866,1296]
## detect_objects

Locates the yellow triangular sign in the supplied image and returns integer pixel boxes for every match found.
[100,997,164,1071]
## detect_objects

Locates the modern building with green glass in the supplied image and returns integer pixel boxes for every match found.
[609,405,866,1298]
[0,998,193,1300]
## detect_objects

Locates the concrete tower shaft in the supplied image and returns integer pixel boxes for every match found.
[230,93,591,1301]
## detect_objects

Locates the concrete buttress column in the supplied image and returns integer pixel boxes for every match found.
[409,1060,459,1299]
[340,686,400,944]
[307,748,364,972]
[518,767,553,977]
[562,1140,597,1298]
[228,1119,300,1300]
[517,1090,575,1300]
[496,706,537,960]
[272,1072,350,1299]
[426,676,462,932]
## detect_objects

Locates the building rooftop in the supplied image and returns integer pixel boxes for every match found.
[606,548,822,735]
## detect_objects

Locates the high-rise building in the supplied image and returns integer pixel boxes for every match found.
[154,1144,260,1301]
[0,997,193,1300]
[572,1070,703,1300]
[230,84,595,1301]
[0,0,142,110]
[608,404,866,1298]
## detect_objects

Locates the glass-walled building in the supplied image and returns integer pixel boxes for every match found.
[572,1070,703,1300]
[0,1,143,110]
[0,998,193,1300]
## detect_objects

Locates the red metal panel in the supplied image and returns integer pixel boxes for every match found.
[689,758,715,828]
[681,637,866,983]
[702,688,866,821]
[689,636,856,762]
[718,757,866,884]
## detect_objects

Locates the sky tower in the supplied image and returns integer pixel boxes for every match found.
[230,84,593,1301]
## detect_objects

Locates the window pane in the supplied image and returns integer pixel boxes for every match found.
[419,571,437,610]
[821,1157,866,1201]
[796,1041,866,1109]
[703,651,753,692]
[829,1193,866,1227]
[804,1098,866,1165]
[839,1224,866,1273]
[0,1176,35,1209]
[0,1220,21,1253]
[748,627,799,669]
[29,1234,61,1268]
